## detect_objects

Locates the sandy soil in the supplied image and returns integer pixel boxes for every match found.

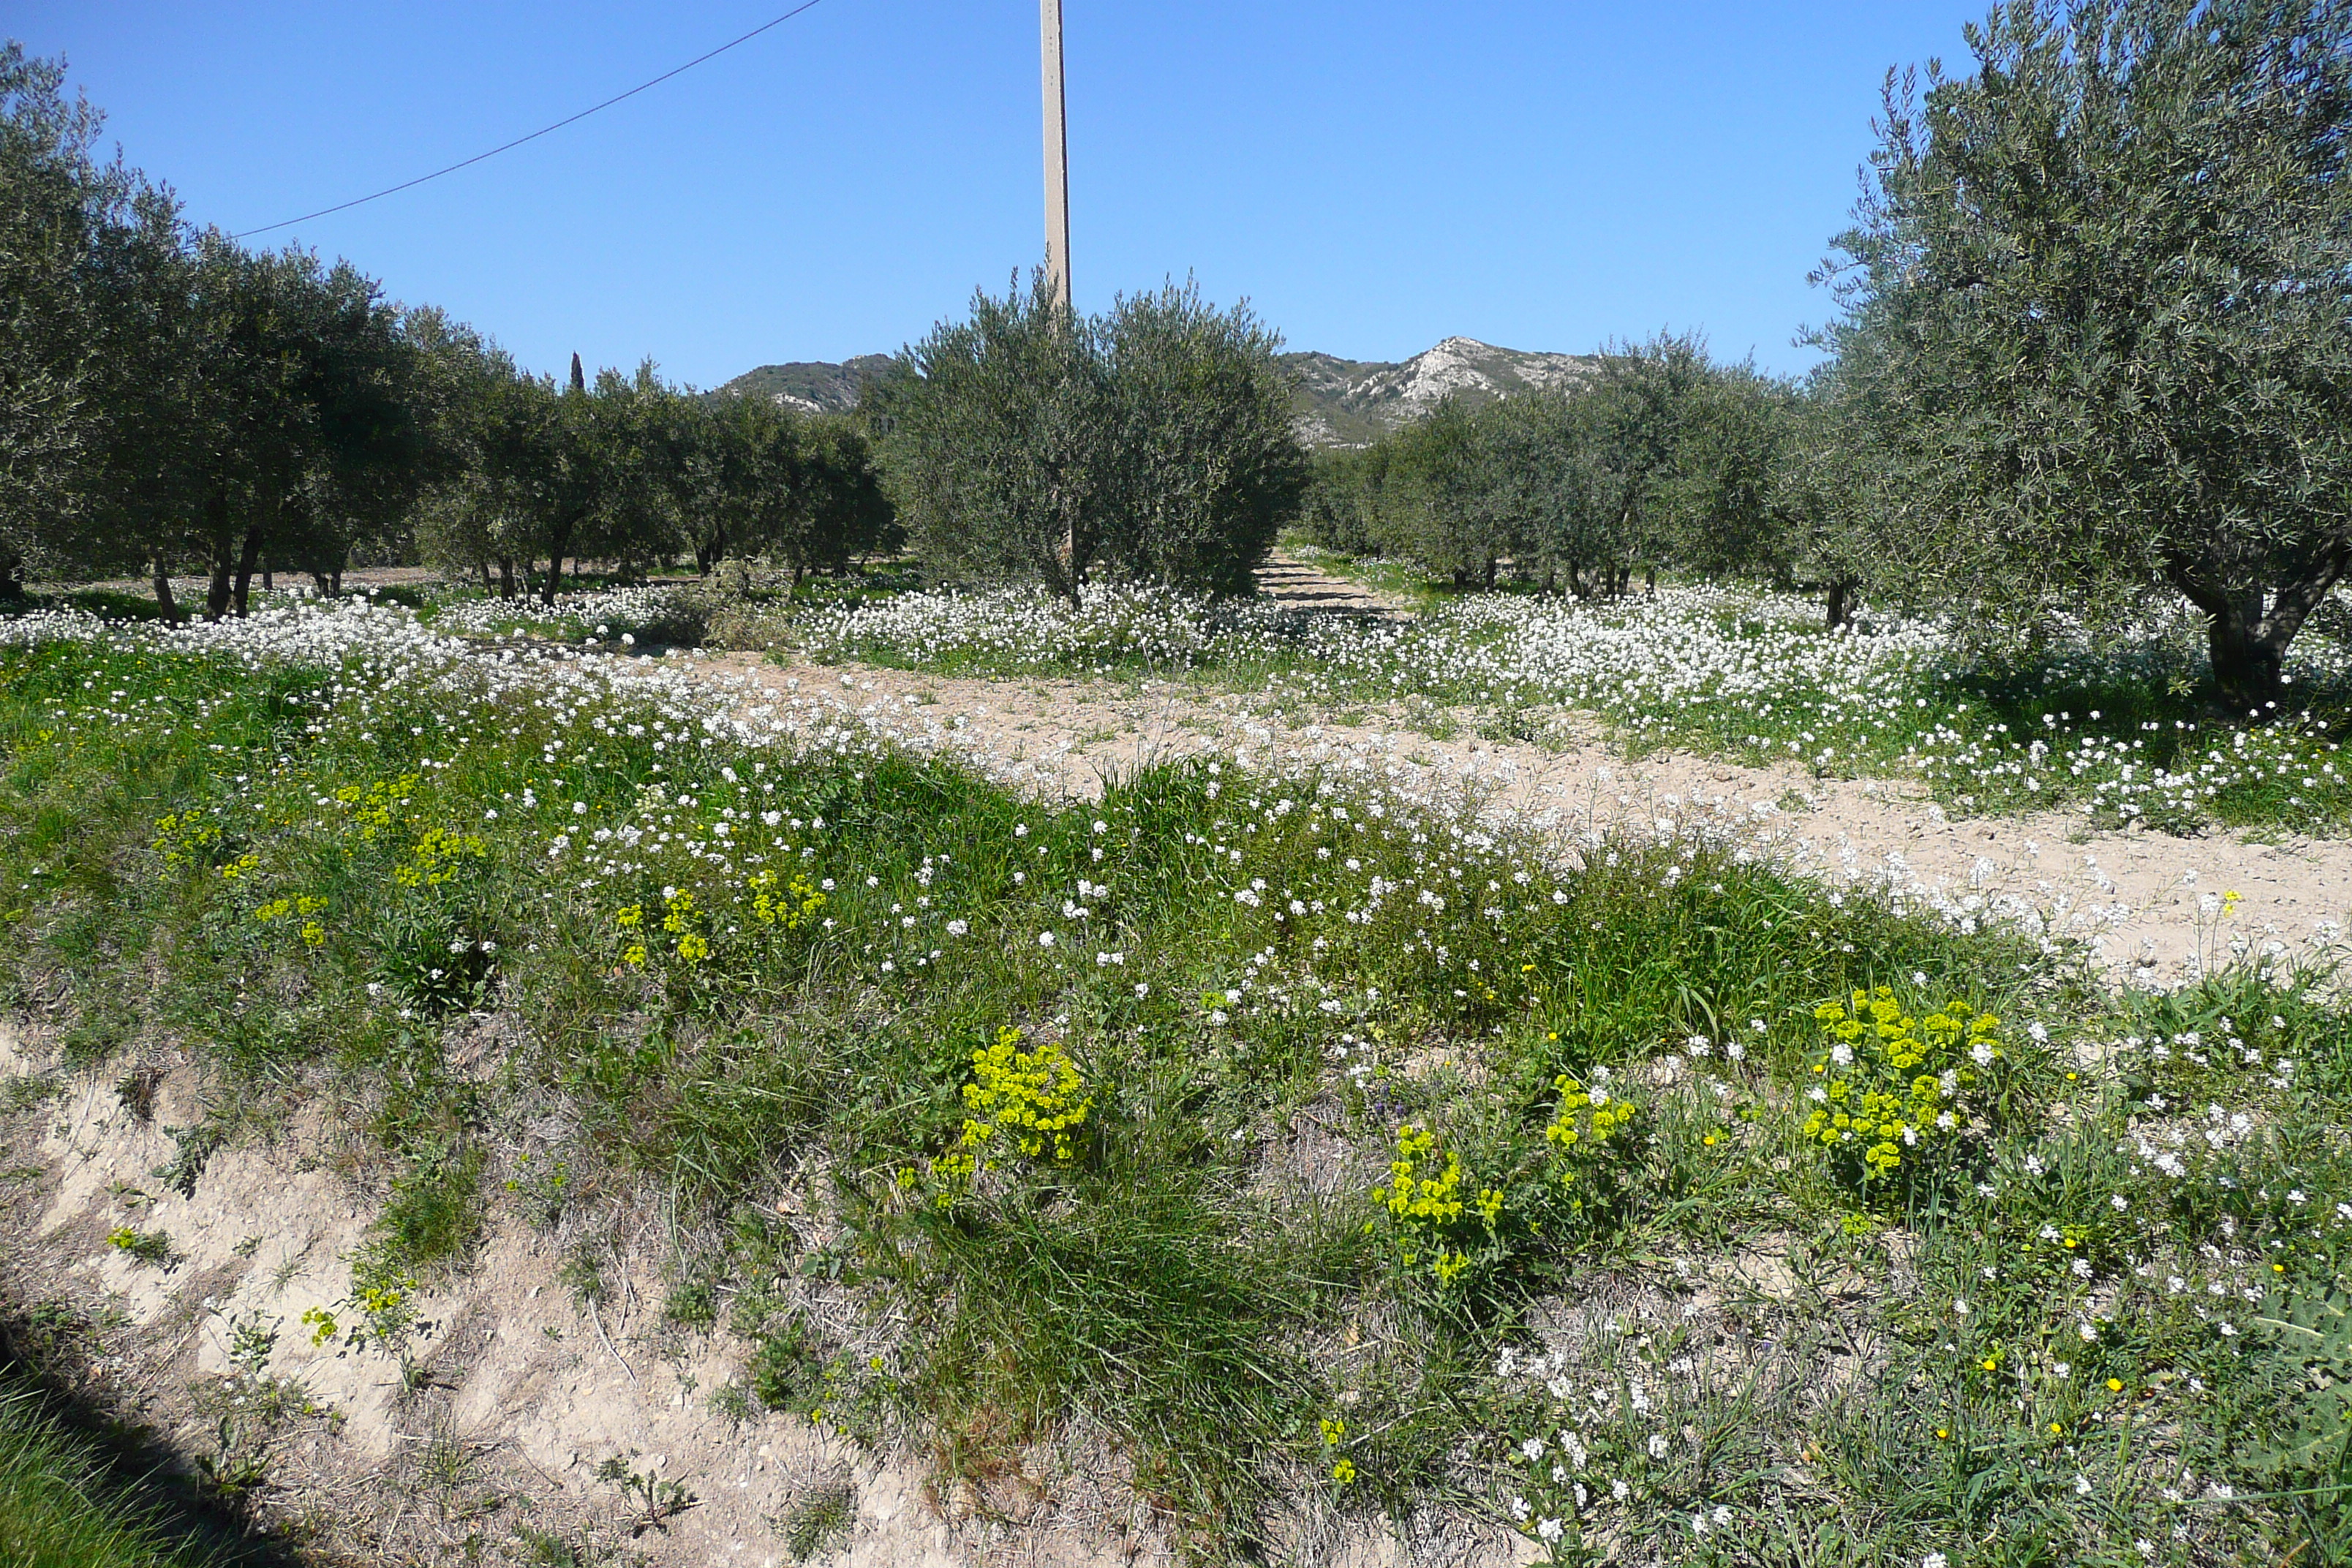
[1,1027,1267,1567]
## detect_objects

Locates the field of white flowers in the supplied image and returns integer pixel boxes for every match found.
[0,587,2346,1566]
[787,574,2352,836]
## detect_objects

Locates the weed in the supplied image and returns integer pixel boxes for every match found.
[780,1480,856,1561]
[105,1226,173,1267]
[593,1450,695,1534]
[0,1071,59,1114]
[152,1117,227,1198]
[371,1143,486,1281]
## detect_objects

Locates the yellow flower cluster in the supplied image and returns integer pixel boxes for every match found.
[1319,1420,1357,1482]
[614,902,647,965]
[334,774,418,843]
[150,809,222,874]
[254,893,328,948]
[392,826,486,889]
[1801,988,1997,1186]
[959,1026,1093,1164]
[746,869,825,930]
[614,889,712,966]
[1370,1124,1500,1285]
[301,1273,417,1354]
[1543,1074,1636,1160]
[661,888,710,962]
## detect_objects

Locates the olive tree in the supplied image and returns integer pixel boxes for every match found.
[1770,365,1892,629]
[170,236,420,618]
[884,274,1110,601]
[1368,397,1517,588]
[790,412,897,577]
[1818,0,2352,711]
[0,45,99,570]
[1098,281,1308,598]
[884,271,1306,600]
[0,43,185,594]
[1576,333,1714,595]
[1657,360,1793,585]
[1296,444,1389,557]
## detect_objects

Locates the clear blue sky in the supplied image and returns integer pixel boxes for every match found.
[10,1,1981,388]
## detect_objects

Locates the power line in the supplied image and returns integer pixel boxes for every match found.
[233,0,832,240]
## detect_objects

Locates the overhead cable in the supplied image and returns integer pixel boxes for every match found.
[233,0,832,239]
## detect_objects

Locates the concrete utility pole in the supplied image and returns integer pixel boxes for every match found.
[1040,0,1071,312]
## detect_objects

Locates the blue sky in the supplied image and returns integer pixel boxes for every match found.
[11,1,1980,388]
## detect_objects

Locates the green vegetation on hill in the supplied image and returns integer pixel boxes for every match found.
[710,355,900,412]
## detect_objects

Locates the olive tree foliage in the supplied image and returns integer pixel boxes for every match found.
[140,235,423,619]
[1294,442,1389,557]
[1770,363,1900,628]
[884,274,1110,601]
[0,45,97,559]
[1322,333,1796,600]
[1371,397,1519,589]
[883,272,1308,600]
[1575,333,1714,589]
[0,42,180,589]
[1098,282,1309,598]
[7,45,903,619]
[1815,0,2352,711]
[676,399,897,583]
[411,334,532,595]
[1659,360,1794,584]
[4,45,429,615]
[790,412,898,578]
[1458,393,1593,593]
[417,363,643,603]
[419,366,903,600]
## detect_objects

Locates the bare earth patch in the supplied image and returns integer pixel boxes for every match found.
[1,1028,1243,1567]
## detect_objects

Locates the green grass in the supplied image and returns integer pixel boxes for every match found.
[0,1384,244,1568]
[1277,544,1454,608]
[0,611,2348,1561]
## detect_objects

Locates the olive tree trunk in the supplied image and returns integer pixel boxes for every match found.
[2167,559,2348,717]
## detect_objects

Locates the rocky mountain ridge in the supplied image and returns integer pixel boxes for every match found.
[1276,336,1595,447]
[715,336,1593,447]
[712,354,898,415]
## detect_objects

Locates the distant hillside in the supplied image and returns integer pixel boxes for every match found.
[714,336,1591,445]
[1280,337,1597,448]
[713,355,898,414]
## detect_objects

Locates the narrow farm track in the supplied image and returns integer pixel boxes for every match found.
[678,555,2352,989]
[1250,551,1411,620]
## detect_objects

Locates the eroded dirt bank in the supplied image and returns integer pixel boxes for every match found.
[2,1025,1552,1567]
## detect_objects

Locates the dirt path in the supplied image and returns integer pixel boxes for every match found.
[1251,551,1411,619]
[675,554,2352,989]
